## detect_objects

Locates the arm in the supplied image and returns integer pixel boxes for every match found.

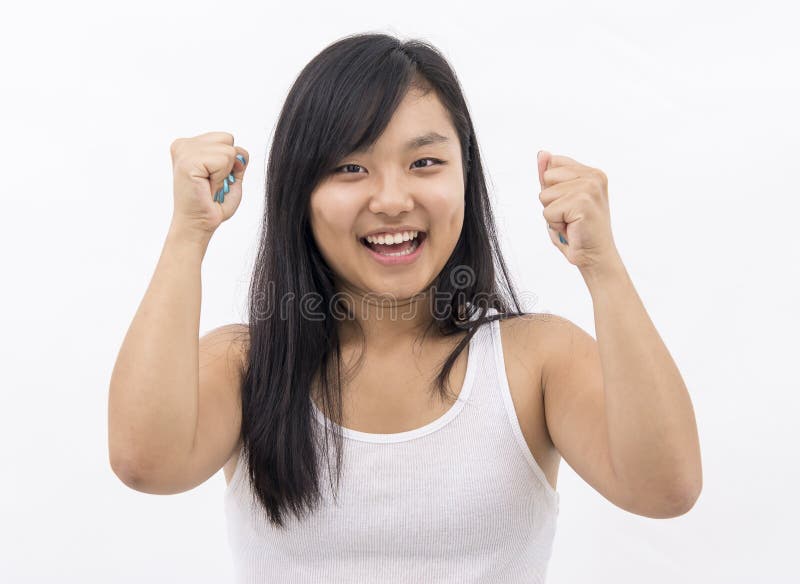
[107,221,210,482]
[581,255,702,513]
[541,255,702,518]
[535,150,702,517]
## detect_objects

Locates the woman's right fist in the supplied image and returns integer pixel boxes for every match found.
[170,131,249,236]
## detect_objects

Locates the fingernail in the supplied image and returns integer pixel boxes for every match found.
[236,154,247,166]
[223,179,229,194]
[558,233,568,245]
[228,173,235,184]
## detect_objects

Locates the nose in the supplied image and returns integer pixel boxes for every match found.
[367,176,414,216]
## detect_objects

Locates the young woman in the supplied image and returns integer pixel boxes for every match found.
[109,32,702,583]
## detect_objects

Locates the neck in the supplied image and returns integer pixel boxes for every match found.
[334,284,439,352]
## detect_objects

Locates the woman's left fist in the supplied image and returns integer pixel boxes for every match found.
[537,150,619,270]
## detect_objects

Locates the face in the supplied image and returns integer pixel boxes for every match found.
[309,87,465,303]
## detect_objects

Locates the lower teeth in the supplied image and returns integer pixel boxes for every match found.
[374,239,419,257]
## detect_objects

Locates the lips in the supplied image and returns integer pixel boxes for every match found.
[360,230,427,265]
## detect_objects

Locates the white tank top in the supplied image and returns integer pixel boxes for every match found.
[224,308,560,582]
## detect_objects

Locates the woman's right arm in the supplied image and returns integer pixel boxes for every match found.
[108,223,209,486]
[107,132,249,492]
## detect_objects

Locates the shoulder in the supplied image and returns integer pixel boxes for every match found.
[495,312,573,353]
[200,323,250,369]
[489,312,560,393]
[210,322,249,344]
[495,312,584,386]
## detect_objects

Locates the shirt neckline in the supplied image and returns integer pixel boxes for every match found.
[310,329,479,444]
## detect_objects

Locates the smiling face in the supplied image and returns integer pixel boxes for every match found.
[309,86,465,302]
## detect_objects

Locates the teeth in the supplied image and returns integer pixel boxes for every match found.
[374,238,420,257]
[365,230,419,245]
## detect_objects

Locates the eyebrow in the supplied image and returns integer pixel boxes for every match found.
[351,131,450,155]
[403,131,450,151]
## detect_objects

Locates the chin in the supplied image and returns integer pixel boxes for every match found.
[361,279,429,302]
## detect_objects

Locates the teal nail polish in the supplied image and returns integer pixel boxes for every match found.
[228,173,235,183]
[223,179,229,194]
[236,154,246,166]
[558,233,568,245]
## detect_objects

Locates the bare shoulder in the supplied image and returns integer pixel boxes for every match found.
[201,323,250,362]
[499,311,592,395]
[492,312,562,387]
[493,312,558,411]
[198,323,250,487]
[497,312,572,357]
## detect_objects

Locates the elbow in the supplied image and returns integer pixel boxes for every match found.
[110,457,169,494]
[663,489,701,518]
[625,473,703,518]
[659,474,703,518]
[109,449,159,492]
[109,450,196,495]
[108,435,144,489]
[110,454,144,490]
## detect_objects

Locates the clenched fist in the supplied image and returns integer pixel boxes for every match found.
[170,131,249,237]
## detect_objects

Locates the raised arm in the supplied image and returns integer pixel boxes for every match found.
[107,132,249,490]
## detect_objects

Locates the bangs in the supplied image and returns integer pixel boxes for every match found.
[311,49,424,171]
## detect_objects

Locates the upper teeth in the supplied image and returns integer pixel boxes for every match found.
[365,230,419,245]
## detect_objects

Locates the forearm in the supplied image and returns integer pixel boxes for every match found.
[580,255,702,502]
[108,221,210,476]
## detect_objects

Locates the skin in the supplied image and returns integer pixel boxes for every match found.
[308,86,465,354]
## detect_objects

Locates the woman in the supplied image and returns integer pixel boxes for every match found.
[109,32,702,583]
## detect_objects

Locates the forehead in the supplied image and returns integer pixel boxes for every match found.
[354,88,456,153]
[392,87,450,126]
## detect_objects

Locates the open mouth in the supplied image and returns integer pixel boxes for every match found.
[359,231,427,257]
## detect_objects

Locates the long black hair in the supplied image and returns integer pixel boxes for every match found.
[237,32,529,528]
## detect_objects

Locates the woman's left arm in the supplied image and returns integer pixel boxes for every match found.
[537,150,702,512]
[579,253,703,509]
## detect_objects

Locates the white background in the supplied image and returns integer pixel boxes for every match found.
[1,0,798,582]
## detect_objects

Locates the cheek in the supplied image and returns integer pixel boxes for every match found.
[310,188,360,236]
[425,182,465,231]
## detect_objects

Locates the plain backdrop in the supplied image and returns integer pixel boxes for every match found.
[1,0,798,582]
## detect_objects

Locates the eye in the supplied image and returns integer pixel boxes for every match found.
[411,157,445,169]
[332,163,366,174]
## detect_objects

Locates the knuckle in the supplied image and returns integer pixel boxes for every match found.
[592,168,608,187]
[173,156,190,173]
[170,138,183,155]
